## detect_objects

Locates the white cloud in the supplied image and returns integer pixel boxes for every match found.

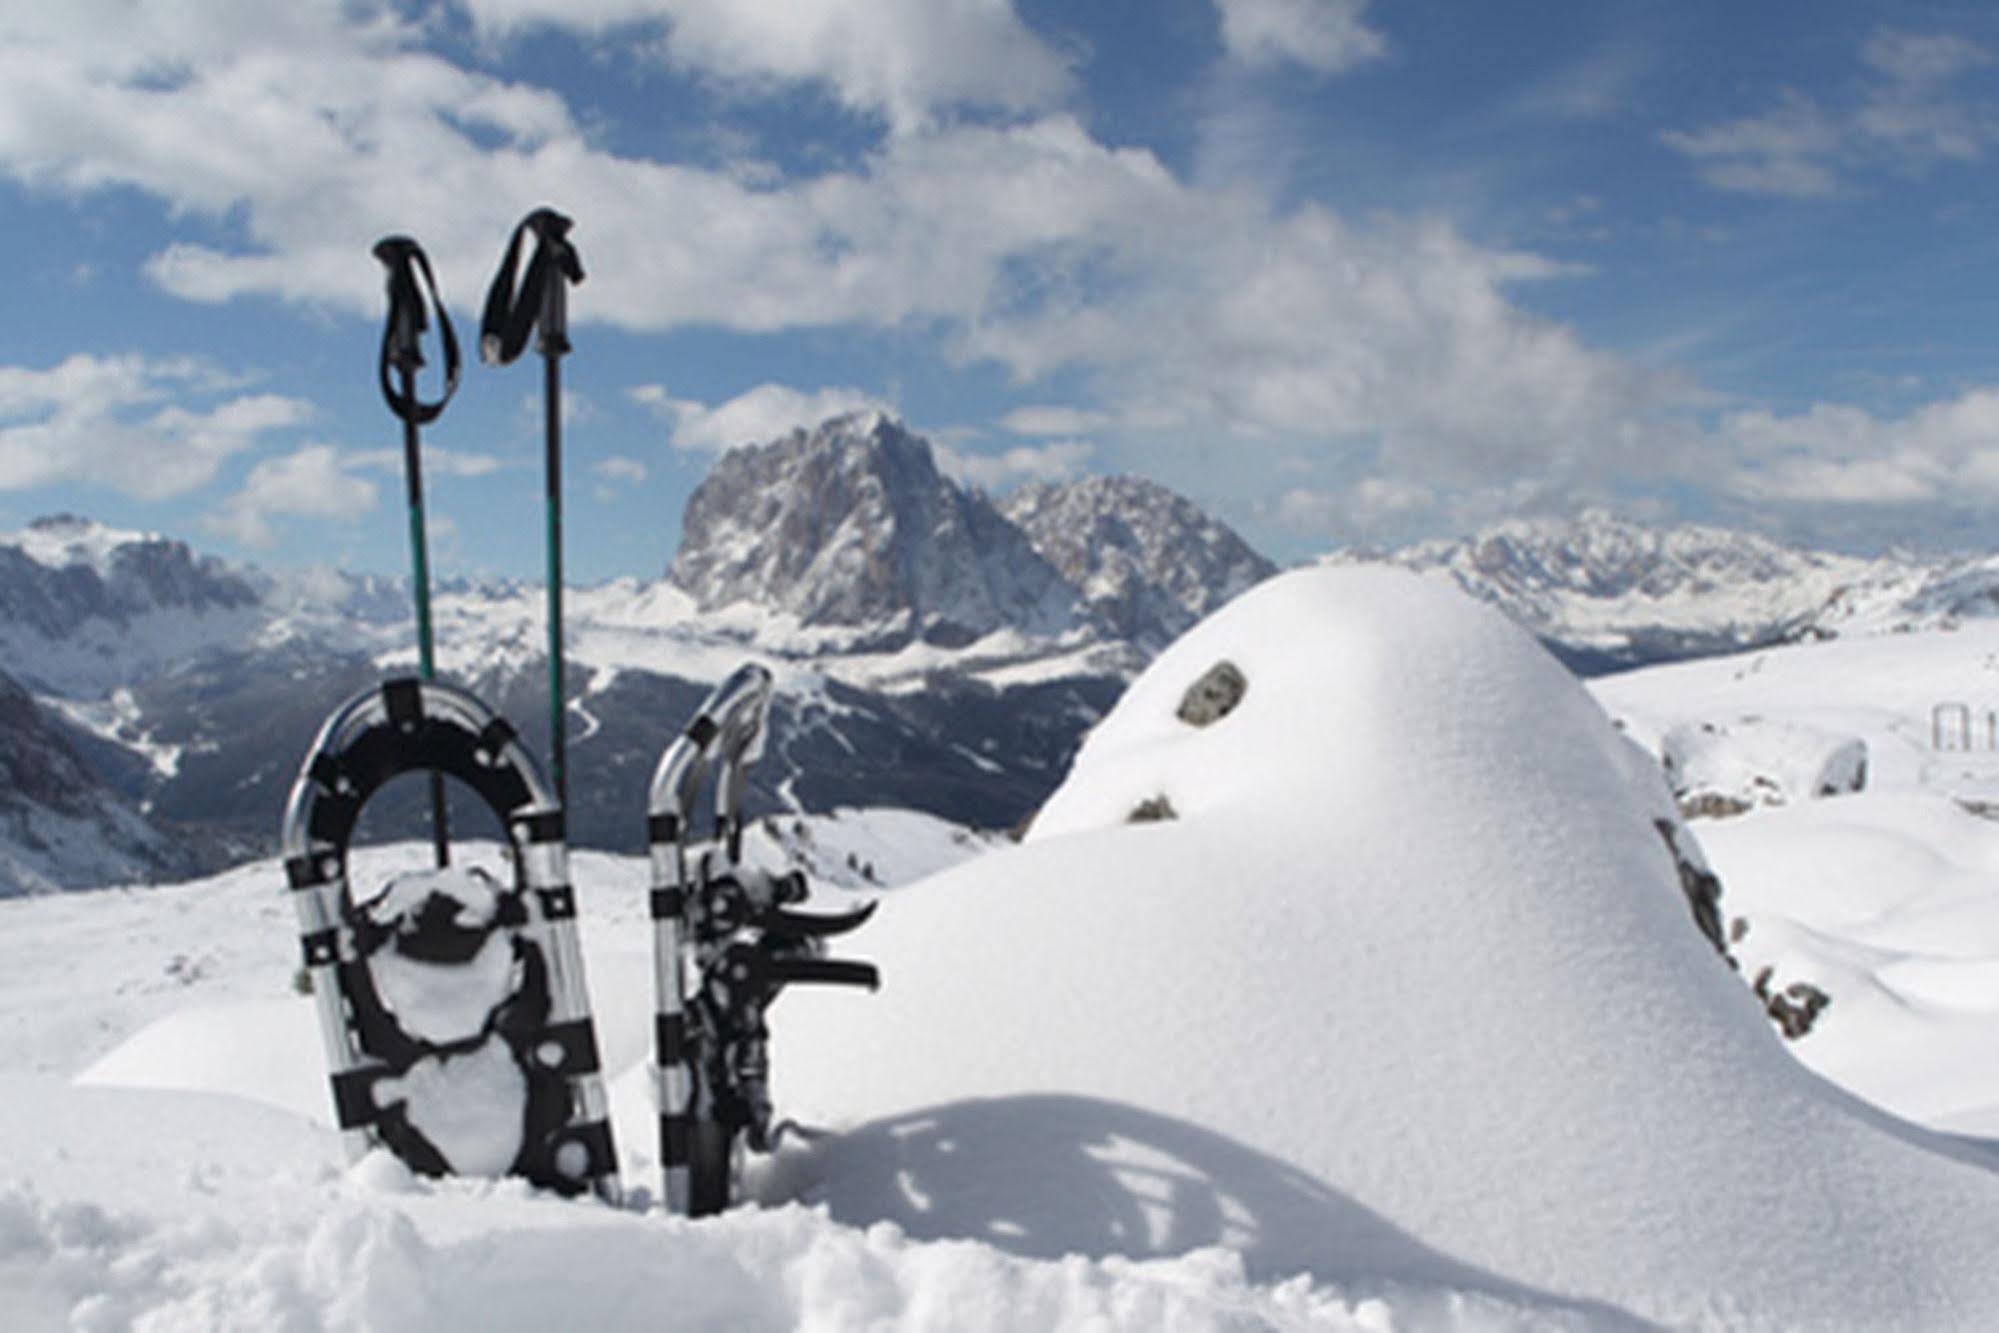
[1271,486,1343,535]
[1861,30,1991,86]
[1855,31,1995,162]
[0,354,311,499]
[632,382,894,452]
[962,205,1681,490]
[1267,476,1434,539]
[457,0,1073,131]
[516,388,595,436]
[593,455,649,482]
[1722,389,1999,508]
[350,446,507,478]
[935,438,1094,490]
[0,4,1695,515]
[1658,93,1843,198]
[1663,30,1997,196]
[1214,0,1387,75]
[205,443,379,547]
[999,405,1112,437]
[1509,45,1651,122]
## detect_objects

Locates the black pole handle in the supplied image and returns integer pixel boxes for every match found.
[372,236,461,426]
[479,208,584,366]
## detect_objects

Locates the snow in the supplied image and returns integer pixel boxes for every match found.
[6,515,161,577]
[18,569,1999,1325]
[0,1073,1493,1332]
[1590,622,1999,1149]
[1659,716,1868,814]
[768,566,1999,1328]
[357,867,520,1042]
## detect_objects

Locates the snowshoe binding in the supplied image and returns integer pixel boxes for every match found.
[646,663,879,1215]
[281,677,620,1202]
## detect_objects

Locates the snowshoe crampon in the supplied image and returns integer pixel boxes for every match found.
[647,663,880,1215]
[281,677,619,1202]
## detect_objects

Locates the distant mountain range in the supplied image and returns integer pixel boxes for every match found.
[1343,511,1990,673]
[5,411,1998,894]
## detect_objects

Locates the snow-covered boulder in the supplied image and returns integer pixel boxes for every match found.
[1660,717,1868,819]
[773,565,1999,1328]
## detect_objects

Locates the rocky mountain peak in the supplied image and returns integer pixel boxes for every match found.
[665,413,1081,648]
[1001,474,1276,650]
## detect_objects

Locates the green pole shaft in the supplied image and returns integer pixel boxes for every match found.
[400,363,450,867]
[544,350,566,809]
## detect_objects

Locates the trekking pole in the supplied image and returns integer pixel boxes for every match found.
[479,208,584,807]
[372,235,461,867]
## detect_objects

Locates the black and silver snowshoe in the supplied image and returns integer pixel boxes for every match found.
[282,677,620,1202]
[646,663,879,1215]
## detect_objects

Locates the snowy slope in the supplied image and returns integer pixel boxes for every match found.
[0,669,187,896]
[769,567,1999,1328]
[1593,622,1999,1142]
[17,571,1999,1325]
[0,813,1559,1330]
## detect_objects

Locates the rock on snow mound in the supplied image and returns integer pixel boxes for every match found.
[773,566,1999,1329]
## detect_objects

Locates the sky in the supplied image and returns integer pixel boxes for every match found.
[2,0,1998,583]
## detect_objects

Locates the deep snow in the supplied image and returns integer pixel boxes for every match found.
[12,569,1999,1328]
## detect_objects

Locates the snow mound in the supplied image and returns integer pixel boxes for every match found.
[1660,717,1868,818]
[771,566,1999,1328]
[1695,791,1999,1133]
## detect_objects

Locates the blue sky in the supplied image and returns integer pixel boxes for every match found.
[3,0,1998,582]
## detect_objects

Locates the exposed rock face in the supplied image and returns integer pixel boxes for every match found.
[1176,660,1247,727]
[1002,476,1275,651]
[666,413,1081,647]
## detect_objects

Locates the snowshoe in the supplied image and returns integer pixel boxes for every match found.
[646,663,880,1215]
[281,677,620,1202]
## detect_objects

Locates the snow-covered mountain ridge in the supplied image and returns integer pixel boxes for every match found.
[663,412,1277,669]
[1333,509,1983,672]
[1001,473,1275,654]
[12,417,1999,891]
[0,418,1275,885]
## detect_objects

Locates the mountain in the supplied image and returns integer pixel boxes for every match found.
[666,412,1082,650]
[0,666,193,895]
[28,428,1991,881]
[0,515,266,696]
[1001,474,1275,653]
[1340,510,1938,673]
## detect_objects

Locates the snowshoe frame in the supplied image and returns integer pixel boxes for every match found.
[646,663,881,1215]
[281,676,620,1202]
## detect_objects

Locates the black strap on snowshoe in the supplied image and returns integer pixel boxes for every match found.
[761,899,878,940]
[372,236,460,426]
[478,207,583,366]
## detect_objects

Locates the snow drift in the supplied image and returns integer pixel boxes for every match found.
[772,566,1999,1329]
[1659,717,1868,818]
